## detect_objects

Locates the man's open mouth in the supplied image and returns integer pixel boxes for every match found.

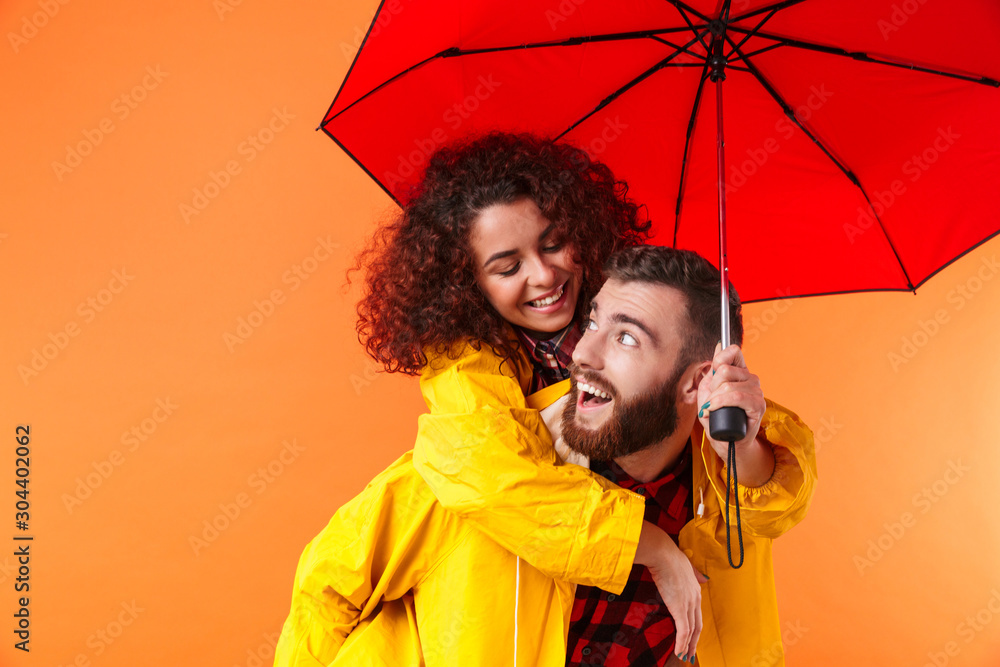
[577,381,613,409]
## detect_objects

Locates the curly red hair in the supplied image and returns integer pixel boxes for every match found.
[353,132,650,375]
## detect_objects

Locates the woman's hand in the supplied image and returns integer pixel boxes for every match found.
[634,521,706,663]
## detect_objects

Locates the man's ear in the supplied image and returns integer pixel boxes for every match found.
[678,361,712,405]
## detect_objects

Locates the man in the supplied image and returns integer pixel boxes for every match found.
[549,246,817,666]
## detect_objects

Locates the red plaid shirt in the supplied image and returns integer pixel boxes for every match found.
[566,451,694,666]
[515,324,694,666]
[514,324,581,394]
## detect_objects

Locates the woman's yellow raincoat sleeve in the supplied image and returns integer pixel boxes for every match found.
[411,337,646,594]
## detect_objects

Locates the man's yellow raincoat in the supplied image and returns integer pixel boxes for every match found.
[275,335,816,666]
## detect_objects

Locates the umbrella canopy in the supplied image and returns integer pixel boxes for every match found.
[321,0,1000,302]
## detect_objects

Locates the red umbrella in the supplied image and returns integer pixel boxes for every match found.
[321,0,1000,304]
[320,0,1000,565]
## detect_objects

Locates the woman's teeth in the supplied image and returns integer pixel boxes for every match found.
[529,284,564,307]
[579,382,610,400]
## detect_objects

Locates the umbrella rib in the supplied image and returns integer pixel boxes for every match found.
[321,0,391,128]
[325,50,453,124]
[726,6,784,59]
[666,1,711,54]
[726,27,1000,87]
[727,36,917,291]
[739,42,786,59]
[650,35,709,62]
[555,29,712,141]
[672,63,712,248]
[441,26,696,56]
[324,27,702,124]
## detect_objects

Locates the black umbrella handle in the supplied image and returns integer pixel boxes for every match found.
[709,406,747,442]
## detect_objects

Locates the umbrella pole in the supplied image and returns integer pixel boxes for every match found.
[708,39,747,445]
[709,28,746,569]
[715,77,734,352]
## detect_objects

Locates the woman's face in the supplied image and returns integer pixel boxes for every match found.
[469,197,583,338]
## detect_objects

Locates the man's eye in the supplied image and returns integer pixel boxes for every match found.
[583,318,598,332]
[619,332,638,346]
[499,262,520,277]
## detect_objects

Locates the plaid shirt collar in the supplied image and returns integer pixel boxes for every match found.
[591,444,693,527]
[514,324,582,393]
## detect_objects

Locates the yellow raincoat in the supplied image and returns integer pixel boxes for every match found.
[275,333,816,666]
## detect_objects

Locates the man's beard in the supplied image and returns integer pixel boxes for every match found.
[561,362,685,461]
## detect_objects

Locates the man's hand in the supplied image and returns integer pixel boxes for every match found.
[634,521,706,663]
[697,343,774,488]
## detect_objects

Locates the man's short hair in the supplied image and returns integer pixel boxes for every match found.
[603,246,743,367]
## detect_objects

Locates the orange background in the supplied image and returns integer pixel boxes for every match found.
[2,1,999,665]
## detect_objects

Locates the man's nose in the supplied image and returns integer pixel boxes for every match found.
[572,327,604,371]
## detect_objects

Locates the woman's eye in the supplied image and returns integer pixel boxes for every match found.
[542,242,564,253]
[619,332,638,346]
[499,262,520,277]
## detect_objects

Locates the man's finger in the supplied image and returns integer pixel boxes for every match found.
[706,390,766,421]
[712,344,746,371]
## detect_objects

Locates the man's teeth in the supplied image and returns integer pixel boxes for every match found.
[579,382,610,400]
[529,284,564,307]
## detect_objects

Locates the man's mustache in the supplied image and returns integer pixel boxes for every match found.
[567,361,619,401]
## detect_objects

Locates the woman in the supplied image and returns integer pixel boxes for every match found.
[277,132,808,665]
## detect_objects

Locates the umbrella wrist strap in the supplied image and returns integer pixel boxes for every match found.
[725,439,745,569]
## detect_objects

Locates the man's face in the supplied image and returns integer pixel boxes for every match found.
[561,279,692,459]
